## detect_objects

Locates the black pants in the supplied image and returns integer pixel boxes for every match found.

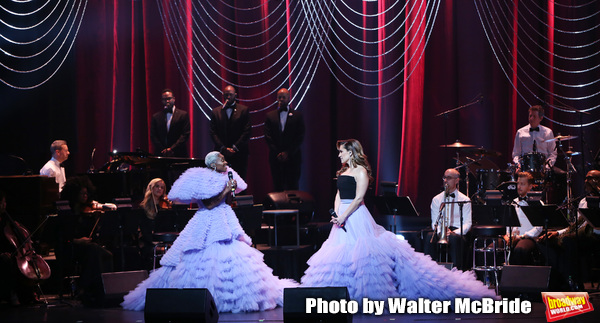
[424,231,469,270]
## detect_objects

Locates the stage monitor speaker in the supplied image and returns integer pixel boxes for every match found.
[283,287,352,323]
[100,270,148,306]
[144,288,219,323]
[499,265,551,301]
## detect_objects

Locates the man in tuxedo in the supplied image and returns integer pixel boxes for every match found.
[264,88,305,191]
[150,89,191,157]
[425,168,472,269]
[512,105,556,171]
[40,140,70,192]
[209,85,251,178]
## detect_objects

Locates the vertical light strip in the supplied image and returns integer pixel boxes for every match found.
[111,0,118,150]
[186,0,194,156]
[398,0,425,198]
[286,0,293,89]
[130,0,136,151]
[375,0,385,195]
[511,0,519,137]
[547,0,554,121]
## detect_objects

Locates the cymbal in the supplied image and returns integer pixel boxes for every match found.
[464,147,502,157]
[561,150,581,156]
[440,141,476,148]
[544,135,578,143]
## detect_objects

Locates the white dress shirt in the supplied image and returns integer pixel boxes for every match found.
[512,124,557,167]
[509,198,543,238]
[557,198,600,236]
[40,157,66,191]
[430,189,472,235]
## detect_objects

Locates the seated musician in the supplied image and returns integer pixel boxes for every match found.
[539,169,600,289]
[511,105,557,171]
[138,178,172,270]
[506,172,543,265]
[57,177,115,305]
[425,169,472,270]
[0,192,36,306]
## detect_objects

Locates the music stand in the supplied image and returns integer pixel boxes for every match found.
[472,205,520,227]
[520,205,569,265]
[373,196,419,234]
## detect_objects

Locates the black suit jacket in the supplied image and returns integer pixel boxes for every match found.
[209,103,251,153]
[150,107,191,157]
[264,108,305,159]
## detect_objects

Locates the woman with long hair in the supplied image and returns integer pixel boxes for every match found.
[301,139,496,302]
[140,178,171,220]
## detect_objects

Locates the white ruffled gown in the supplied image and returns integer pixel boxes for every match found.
[121,167,297,313]
[301,175,497,302]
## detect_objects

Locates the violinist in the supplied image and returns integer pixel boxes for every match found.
[57,177,114,306]
[138,178,172,270]
[0,191,37,306]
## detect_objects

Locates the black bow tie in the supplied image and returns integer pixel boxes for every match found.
[278,107,288,113]
[446,193,455,198]
[518,196,528,201]
[225,104,234,110]
[529,127,539,132]
[164,107,173,114]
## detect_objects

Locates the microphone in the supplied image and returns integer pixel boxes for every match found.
[444,183,450,197]
[533,140,537,153]
[228,171,235,198]
[329,208,347,232]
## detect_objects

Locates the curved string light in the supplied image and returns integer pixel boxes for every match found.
[0,0,88,89]
[475,0,600,127]
[157,0,328,141]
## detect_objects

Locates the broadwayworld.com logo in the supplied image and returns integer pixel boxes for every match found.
[542,292,594,322]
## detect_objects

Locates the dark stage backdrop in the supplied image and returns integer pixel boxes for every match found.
[1,1,598,220]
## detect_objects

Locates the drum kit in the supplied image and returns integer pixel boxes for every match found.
[441,134,580,206]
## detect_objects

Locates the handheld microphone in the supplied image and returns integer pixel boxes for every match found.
[88,148,96,173]
[228,171,235,198]
[329,209,347,232]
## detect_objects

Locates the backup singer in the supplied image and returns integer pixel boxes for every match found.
[424,168,472,270]
[150,89,191,157]
[301,139,495,302]
[122,152,297,313]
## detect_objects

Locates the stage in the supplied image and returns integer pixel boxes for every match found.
[1,286,599,323]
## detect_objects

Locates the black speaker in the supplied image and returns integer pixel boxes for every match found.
[283,287,352,323]
[144,288,219,323]
[499,265,551,300]
[100,270,148,306]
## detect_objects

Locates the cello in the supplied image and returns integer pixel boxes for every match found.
[3,212,51,281]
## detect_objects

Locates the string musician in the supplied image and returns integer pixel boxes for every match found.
[538,170,600,290]
[424,168,472,270]
[56,176,115,305]
[138,178,172,270]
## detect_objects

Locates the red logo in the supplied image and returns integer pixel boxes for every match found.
[542,292,594,322]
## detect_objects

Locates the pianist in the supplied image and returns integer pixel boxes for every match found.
[40,140,70,192]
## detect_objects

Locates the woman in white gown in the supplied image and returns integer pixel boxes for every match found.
[301,139,497,301]
[121,152,297,313]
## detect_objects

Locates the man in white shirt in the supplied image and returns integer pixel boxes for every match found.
[425,168,472,269]
[507,172,543,265]
[512,105,557,171]
[40,140,70,192]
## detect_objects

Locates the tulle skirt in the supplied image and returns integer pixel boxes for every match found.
[121,237,297,313]
[301,200,497,301]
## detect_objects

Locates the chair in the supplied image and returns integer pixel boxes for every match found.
[152,232,179,270]
[472,225,507,295]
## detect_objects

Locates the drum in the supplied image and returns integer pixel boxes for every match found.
[477,169,512,192]
[521,152,546,173]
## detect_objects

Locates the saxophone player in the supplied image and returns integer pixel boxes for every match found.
[425,169,472,270]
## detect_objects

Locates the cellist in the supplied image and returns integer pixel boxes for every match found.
[0,191,37,306]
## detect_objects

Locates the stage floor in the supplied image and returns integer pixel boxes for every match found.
[2,287,599,323]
